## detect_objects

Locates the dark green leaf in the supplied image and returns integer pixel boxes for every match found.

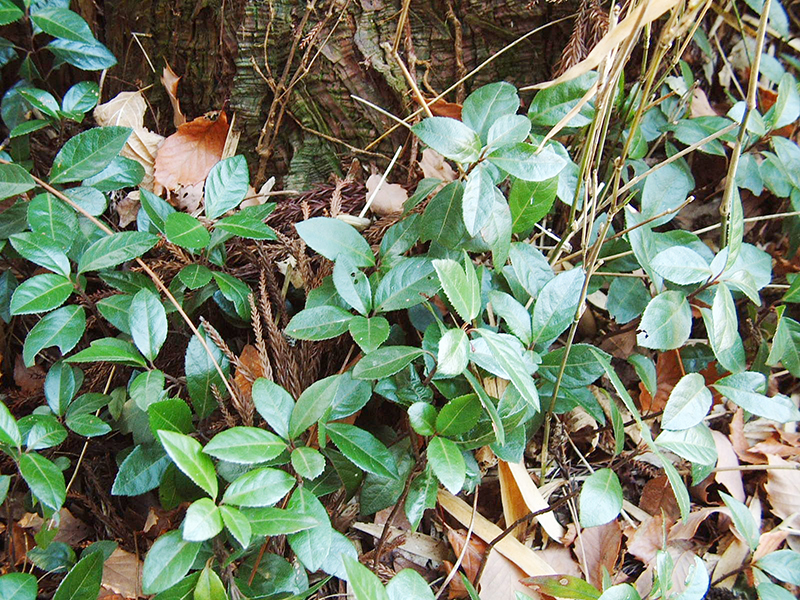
[78,231,159,273]
[474,329,539,410]
[31,8,96,43]
[185,332,229,419]
[285,305,353,340]
[408,403,437,436]
[52,550,103,600]
[139,188,175,234]
[333,255,371,315]
[82,156,144,191]
[427,436,465,494]
[352,346,424,379]
[528,72,597,128]
[204,427,287,464]
[50,127,130,183]
[23,305,85,367]
[66,413,111,437]
[374,257,440,312]
[66,337,146,368]
[177,264,213,290]
[0,572,38,600]
[242,506,321,536]
[46,39,117,71]
[27,193,77,249]
[436,394,481,436]
[219,505,251,547]
[148,399,193,436]
[419,182,468,249]
[112,444,170,496]
[509,176,558,234]
[531,267,585,347]
[211,272,251,320]
[129,288,167,361]
[10,273,72,315]
[326,423,399,479]
[221,467,294,507]
[10,232,70,276]
[19,452,66,511]
[0,0,23,25]
[214,214,276,240]
[62,82,99,114]
[488,291,531,345]
[0,163,35,201]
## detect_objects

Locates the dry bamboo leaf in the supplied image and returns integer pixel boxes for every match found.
[574,521,622,588]
[161,61,186,128]
[498,460,530,541]
[437,489,555,576]
[154,112,229,192]
[765,454,800,527]
[101,548,143,599]
[525,0,683,90]
[500,461,566,542]
[366,173,408,216]
[711,429,745,502]
[419,148,457,182]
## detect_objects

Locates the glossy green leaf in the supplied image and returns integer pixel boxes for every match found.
[489,291,532,345]
[210,272,251,320]
[242,506,321,536]
[129,288,167,361]
[607,277,649,325]
[214,213,276,240]
[78,231,159,273]
[348,316,390,354]
[20,414,67,450]
[27,193,77,249]
[437,327,469,377]
[177,264,213,290]
[141,530,201,595]
[112,444,170,496]
[462,163,496,235]
[159,430,218,499]
[50,126,130,183]
[194,565,227,600]
[185,333,229,419]
[286,305,353,340]
[164,213,209,250]
[62,82,99,114]
[295,216,374,267]
[419,181,468,249]
[19,452,66,510]
[221,467,294,507]
[352,346,424,379]
[436,394,481,436]
[412,117,481,164]
[66,413,111,437]
[333,254,371,315]
[0,163,35,201]
[433,257,480,322]
[204,427,287,464]
[712,372,800,422]
[291,446,325,480]
[427,436,465,494]
[528,72,597,128]
[474,329,539,410]
[637,291,692,350]
[344,556,390,600]
[31,7,97,43]
[181,498,223,542]
[579,468,622,528]
[10,232,70,276]
[326,422,399,479]
[0,572,37,600]
[462,82,520,143]
[0,399,20,448]
[651,247,712,284]
[44,361,79,416]
[204,156,249,219]
[219,505,251,548]
[82,156,143,190]
[131,370,167,411]
[52,550,103,600]
[508,175,558,234]
[662,374,712,430]
[23,305,86,367]
[531,267,585,347]
[96,294,132,334]
[373,257,440,312]
[486,114,532,150]
[408,402,437,436]
[251,378,293,440]
[655,423,717,465]
[148,399,193,436]
[520,574,601,600]
[386,569,434,600]
[139,188,175,234]
[487,143,567,181]
[66,337,146,368]
[10,273,72,315]
[0,0,23,26]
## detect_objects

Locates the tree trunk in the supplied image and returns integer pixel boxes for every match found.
[101,0,573,189]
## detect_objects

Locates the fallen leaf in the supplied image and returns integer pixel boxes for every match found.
[711,429,745,502]
[764,454,800,528]
[233,344,265,402]
[101,547,143,599]
[53,508,91,546]
[639,475,680,520]
[116,191,140,228]
[154,111,229,192]
[690,88,718,118]
[14,354,45,393]
[711,535,749,589]
[625,515,666,565]
[173,182,204,213]
[498,460,566,542]
[574,520,622,588]
[729,408,766,464]
[161,61,186,128]
[753,528,790,562]
[639,351,683,413]
[419,148,457,182]
[426,98,463,120]
[366,173,408,216]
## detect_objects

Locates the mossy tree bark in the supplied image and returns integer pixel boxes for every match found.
[101,0,572,188]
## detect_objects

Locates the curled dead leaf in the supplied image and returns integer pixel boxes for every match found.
[161,61,186,128]
[420,148,457,182]
[366,173,408,216]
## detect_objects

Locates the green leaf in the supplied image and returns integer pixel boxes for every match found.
[374,257,441,312]
[18,88,59,119]
[419,182,468,249]
[641,161,694,227]
[291,446,326,480]
[0,399,20,448]
[436,394,481,436]
[23,305,86,367]
[62,82,99,114]
[720,492,759,551]
[437,328,469,377]
[194,565,228,600]
[352,346,424,379]
[129,288,167,361]
[528,72,597,128]
[0,163,35,201]
[219,505,251,547]
[181,498,223,542]
[475,329,539,410]
[44,361,79,416]
[479,187,513,266]
[662,374,712,430]
[204,427,287,464]
[158,430,218,499]
[0,0,23,25]
[768,314,800,377]
[486,114,532,150]
[408,403,437,436]
[651,247,712,285]
[655,423,717,465]
[597,584,641,600]
[487,143,566,181]
[344,556,390,600]
[66,413,111,437]
[462,163,496,235]
[509,176,558,234]
[165,213,210,250]
[19,452,66,510]
[112,444,170,496]
[637,291,692,350]
[0,572,38,600]
[178,265,213,290]
[211,272,251,320]
[27,193,77,249]
[141,530,201,595]
[784,273,800,303]
[10,232,70,276]
[78,231,159,273]
[204,156,249,219]
[82,156,144,190]
[579,468,622,527]
[31,7,97,43]
[47,39,117,71]
[242,506,321,536]
[462,82,520,143]
[252,378,293,440]
[531,267,585,347]
[50,126,130,183]
[285,305,353,340]
[489,291,532,345]
[756,550,800,585]
[131,370,167,411]
[185,333,229,419]
[712,372,800,422]
[148,399,193,436]
[66,337,146,368]
[386,569,435,600]
[21,414,67,450]
[520,575,601,600]
[607,277,649,324]
[433,257,480,322]
[333,254,371,315]
[10,273,72,315]
[214,214,276,240]
[348,316,390,354]
[756,580,796,600]
[427,436,465,494]
[10,119,49,138]
[52,550,103,600]
[96,294,132,334]
[508,243,553,299]
[139,188,175,234]
[412,117,481,163]
[63,186,107,216]
[326,423,399,479]
[221,467,295,507]
[295,217,375,267]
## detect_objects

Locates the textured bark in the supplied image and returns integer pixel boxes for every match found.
[102,0,573,189]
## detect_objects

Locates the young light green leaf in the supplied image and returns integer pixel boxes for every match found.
[437,328,469,377]
[432,257,480,322]
[348,316,390,354]
[436,394,481,436]
[291,446,325,480]
[214,213,276,240]
[0,399,21,448]
[285,305,353,341]
[19,452,66,511]
[221,467,295,507]
[78,231,159,273]
[0,0,23,26]
[662,374,712,431]
[655,423,717,465]
[194,565,227,600]
[352,346,424,379]
[333,254,371,315]
[756,550,800,585]
[412,117,481,164]
[0,572,37,600]
[462,82,520,143]
[219,505,251,548]
[712,372,800,422]
[181,498,223,542]
[579,468,623,528]
[386,569,435,600]
[10,273,72,315]
[710,283,739,354]
[242,506,321,536]
[164,213,210,250]
[52,550,103,600]
[295,217,375,267]
[508,175,558,234]
[487,143,566,181]
[373,257,441,312]
[204,427,287,464]
[637,291,692,350]
[408,403,437,436]
[66,337,146,368]
[141,530,201,595]
[719,492,759,551]
[158,430,218,499]
[489,291,532,345]
[23,305,86,367]
[520,575,601,600]
[474,329,539,410]
[427,436,465,494]
[462,163,496,235]
[344,556,391,600]
[129,288,167,362]
[326,423,399,479]
[531,267,585,347]
[204,156,249,219]
[50,126,131,183]
[651,247,712,285]
[486,114,532,150]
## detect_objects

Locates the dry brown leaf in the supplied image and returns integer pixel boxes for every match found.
[419,148,457,182]
[351,522,450,565]
[499,460,566,542]
[161,62,186,128]
[535,547,583,577]
[116,191,140,228]
[711,429,745,502]
[668,507,722,542]
[101,548,143,599]
[639,475,680,520]
[765,454,800,527]
[14,354,45,393]
[729,409,766,464]
[233,344,264,402]
[366,173,408,216]
[526,0,683,89]
[173,182,204,213]
[690,88,718,118]
[53,508,91,546]
[574,520,622,588]
[711,535,749,589]
[625,515,666,564]
[753,528,790,562]
[154,112,229,192]
[427,98,463,120]
[639,351,683,413]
